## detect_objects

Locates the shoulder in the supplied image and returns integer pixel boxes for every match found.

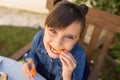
[32,29,44,48]
[34,29,44,40]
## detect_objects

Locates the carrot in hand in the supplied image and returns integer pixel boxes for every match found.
[31,68,36,77]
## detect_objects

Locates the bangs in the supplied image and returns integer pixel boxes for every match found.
[45,2,84,30]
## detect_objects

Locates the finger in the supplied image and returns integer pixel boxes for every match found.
[62,50,74,60]
[67,53,76,64]
[22,64,31,78]
[29,63,37,79]
[59,56,68,66]
[60,54,73,67]
[60,53,76,69]
[25,63,33,78]
[31,63,35,69]
[28,63,37,79]
[61,51,76,65]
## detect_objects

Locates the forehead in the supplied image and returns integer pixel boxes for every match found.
[61,21,82,35]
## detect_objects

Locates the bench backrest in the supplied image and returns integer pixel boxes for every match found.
[82,8,120,80]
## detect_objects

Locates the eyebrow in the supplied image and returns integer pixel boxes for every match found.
[51,28,78,38]
[66,33,78,38]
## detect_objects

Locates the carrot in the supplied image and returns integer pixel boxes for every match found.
[31,68,36,77]
[50,45,64,54]
[56,49,63,54]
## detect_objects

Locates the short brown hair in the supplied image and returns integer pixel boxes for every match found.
[45,1,88,31]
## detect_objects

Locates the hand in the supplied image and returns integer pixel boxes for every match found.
[22,58,36,80]
[59,50,76,80]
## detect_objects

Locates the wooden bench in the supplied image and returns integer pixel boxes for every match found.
[11,2,120,80]
[82,8,120,80]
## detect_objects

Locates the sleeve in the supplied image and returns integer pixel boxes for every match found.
[23,30,43,66]
[82,59,90,80]
[72,55,86,80]
[55,71,63,80]
[70,43,90,80]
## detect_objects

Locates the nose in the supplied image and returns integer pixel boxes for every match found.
[53,37,63,49]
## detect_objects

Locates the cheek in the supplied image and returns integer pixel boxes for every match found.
[64,38,79,51]
[43,32,54,45]
[43,33,49,48]
[64,42,76,51]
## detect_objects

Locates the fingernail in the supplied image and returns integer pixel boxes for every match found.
[30,73,32,76]
[31,77,34,80]
[64,50,67,53]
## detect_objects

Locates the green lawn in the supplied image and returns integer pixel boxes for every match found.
[0,26,40,57]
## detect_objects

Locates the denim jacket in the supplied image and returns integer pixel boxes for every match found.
[24,30,89,80]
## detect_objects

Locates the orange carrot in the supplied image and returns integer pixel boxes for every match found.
[56,49,63,54]
[31,68,36,77]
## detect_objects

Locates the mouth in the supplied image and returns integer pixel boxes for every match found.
[49,45,64,55]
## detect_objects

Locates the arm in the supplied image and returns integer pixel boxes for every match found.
[72,56,87,80]
[22,30,43,79]
[24,30,44,66]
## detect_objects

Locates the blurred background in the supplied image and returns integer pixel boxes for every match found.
[0,0,120,80]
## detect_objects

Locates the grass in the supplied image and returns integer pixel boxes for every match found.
[0,26,40,57]
[101,58,120,80]
[100,33,120,80]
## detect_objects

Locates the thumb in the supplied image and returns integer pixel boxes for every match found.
[31,63,35,69]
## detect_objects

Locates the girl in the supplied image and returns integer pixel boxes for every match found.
[22,1,89,80]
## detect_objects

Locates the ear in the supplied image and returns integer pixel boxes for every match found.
[79,4,88,15]
[53,0,63,6]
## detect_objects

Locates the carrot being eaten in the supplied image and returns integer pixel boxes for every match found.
[56,49,64,55]
[50,45,64,55]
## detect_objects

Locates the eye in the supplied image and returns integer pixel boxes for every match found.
[66,36,74,40]
[49,29,57,34]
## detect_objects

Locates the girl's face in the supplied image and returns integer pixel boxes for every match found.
[43,21,82,59]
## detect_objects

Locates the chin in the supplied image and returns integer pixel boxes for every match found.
[49,54,59,59]
[45,44,59,59]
